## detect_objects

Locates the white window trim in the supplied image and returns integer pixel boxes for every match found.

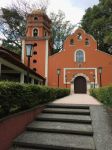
[32,28,39,37]
[74,49,85,62]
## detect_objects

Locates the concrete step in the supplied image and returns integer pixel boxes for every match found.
[36,113,92,124]
[43,108,90,115]
[27,121,93,136]
[13,131,95,150]
[11,148,42,150]
[46,103,90,109]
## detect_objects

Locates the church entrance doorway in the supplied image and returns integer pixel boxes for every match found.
[74,76,87,93]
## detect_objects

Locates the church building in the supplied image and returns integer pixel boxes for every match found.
[22,10,112,93]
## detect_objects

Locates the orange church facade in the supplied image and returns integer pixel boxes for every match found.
[22,10,112,93]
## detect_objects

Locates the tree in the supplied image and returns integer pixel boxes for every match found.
[0,0,49,54]
[0,8,25,54]
[81,0,112,54]
[50,10,75,53]
[0,1,75,54]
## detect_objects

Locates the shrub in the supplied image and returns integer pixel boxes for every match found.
[90,85,112,106]
[0,81,70,117]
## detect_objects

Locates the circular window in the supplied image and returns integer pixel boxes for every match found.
[33,51,37,55]
[33,59,37,63]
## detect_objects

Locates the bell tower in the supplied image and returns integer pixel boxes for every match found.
[22,9,52,84]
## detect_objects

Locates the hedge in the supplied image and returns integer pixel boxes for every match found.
[90,85,112,106]
[0,81,70,118]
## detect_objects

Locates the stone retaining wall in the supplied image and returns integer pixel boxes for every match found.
[0,105,45,150]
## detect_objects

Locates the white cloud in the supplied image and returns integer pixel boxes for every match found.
[0,0,99,28]
[0,0,99,39]
[47,0,84,24]
[0,0,12,7]
[70,0,99,9]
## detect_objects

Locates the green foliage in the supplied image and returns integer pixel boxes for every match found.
[0,0,48,54]
[50,10,75,53]
[0,8,26,54]
[0,81,70,118]
[81,0,112,54]
[90,85,112,106]
[0,2,75,55]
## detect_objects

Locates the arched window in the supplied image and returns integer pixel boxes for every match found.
[77,33,82,40]
[75,50,85,62]
[85,38,89,45]
[70,39,74,45]
[34,16,38,21]
[33,28,38,37]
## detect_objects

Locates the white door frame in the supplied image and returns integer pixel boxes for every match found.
[63,68,98,94]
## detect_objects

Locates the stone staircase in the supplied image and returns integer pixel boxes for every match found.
[11,104,96,150]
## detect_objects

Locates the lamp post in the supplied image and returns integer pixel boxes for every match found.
[65,74,67,88]
[98,67,102,87]
[0,39,3,46]
[57,68,61,88]
[93,74,95,88]
[25,44,33,83]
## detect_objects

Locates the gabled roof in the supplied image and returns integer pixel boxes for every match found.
[0,46,45,80]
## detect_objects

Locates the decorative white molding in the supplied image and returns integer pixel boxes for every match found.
[69,72,91,94]
[74,49,86,62]
[73,73,89,82]
[45,39,49,85]
[64,67,98,85]
[21,40,25,63]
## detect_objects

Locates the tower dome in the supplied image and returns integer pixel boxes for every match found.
[31,9,46,15]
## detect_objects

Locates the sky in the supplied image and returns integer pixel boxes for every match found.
[48,0,99,24]
[0,0,99,23]
[0,0,99,38]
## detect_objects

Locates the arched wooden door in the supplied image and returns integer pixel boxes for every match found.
[74,76,87,93]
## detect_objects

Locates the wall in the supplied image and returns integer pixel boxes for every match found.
[48,28,112,89]
[0,105,45,150]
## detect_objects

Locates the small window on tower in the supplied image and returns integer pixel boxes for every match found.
[33,51,37,55]
[77,33,82,40]
[34,16,38,21]
[33,28,38,37]
[70,39,74,45]
[85,38,89,45]
[33,59,37,63]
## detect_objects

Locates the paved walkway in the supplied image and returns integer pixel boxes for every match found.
[53,94,101,105]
